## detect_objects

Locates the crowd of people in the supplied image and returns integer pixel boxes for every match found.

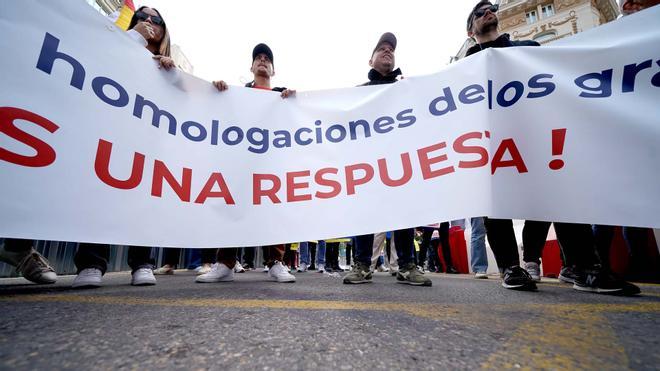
[1,0,658,297]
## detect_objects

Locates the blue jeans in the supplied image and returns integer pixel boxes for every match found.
[470,217,488,273]
[299,242,310,265]
[316,240,326,266]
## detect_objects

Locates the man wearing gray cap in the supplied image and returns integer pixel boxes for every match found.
[343,32,431,287]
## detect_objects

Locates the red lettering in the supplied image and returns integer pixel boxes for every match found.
[0,107,59,167]
[378,153,413,187]
[417,141,455,179]
[286,170,312,202]
[345,163,374,195]
[314,167,341,199]
[94,139,145,189]
[151,160,192,202]
[194,172,235,204]
[491,138,528,174]
[253,173,281,204]
[453,132,488,169]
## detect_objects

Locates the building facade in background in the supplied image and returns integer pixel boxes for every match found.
[86,0,194,73]
[452,0,620,61]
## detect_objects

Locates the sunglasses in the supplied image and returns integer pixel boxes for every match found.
[135,11,165,27]
[473,4,499,19]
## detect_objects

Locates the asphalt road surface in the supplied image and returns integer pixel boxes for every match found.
[1,270,658,370]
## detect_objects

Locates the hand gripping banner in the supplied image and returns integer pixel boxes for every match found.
[1,1,659,247]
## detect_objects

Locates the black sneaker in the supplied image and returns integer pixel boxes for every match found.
[573,268,640,296]
[559,266,578,284]
[501,266,537,291]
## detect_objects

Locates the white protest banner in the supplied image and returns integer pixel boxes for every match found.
[1,1,659,247]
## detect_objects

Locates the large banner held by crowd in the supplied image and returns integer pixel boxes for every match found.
[1,1,659,247]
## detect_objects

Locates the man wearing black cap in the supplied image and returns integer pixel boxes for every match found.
[465,1,640,295]
[343,32,431,287]
[200,43,297,284]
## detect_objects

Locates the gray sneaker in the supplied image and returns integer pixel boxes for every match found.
[524,262,541,282]
[0,245,57,284]
[343,263,372,284]
[397,263,432,286]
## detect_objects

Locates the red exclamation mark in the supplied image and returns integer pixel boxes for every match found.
[549,128,567,170]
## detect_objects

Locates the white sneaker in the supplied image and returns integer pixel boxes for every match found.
[153,265,175,275]
[72,268,102,288]
[524,262,541,282]
[197,263,213,275]
[196,263,234,283]
[131,268,156,286]
[297,262,308,272]
[268,261,296,283]
[474,272,489,279]
[262,266,269,272]
[234,263,246,273]
[317,264,325,273]
[376,265,390,272]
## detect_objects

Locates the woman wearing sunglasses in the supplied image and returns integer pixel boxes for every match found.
[126,6,175,70]
[72,6,177,288]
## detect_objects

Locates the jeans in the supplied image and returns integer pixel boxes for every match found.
[299,242,310,265]
[316,240,326,266]
[470,217,488,273]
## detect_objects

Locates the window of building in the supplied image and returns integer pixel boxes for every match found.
[533,30,557,43]
[541,4,555,18]
[526,10,538,24]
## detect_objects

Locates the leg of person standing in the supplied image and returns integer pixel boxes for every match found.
[393,228,431,286]
[521,220,552,282]
[438,222,458,274]
[470,217,488,278]
[484,218,536,291]
[0,238,57,284]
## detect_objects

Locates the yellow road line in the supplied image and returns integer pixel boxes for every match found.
[1,294,658,315]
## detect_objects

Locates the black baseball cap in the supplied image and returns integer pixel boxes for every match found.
[252,43,274,65]
[372,32,397,55]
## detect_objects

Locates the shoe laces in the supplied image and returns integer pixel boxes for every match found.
[509,265,532,279]
[16,251,54,273]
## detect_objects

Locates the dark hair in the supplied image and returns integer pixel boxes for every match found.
[467,1,493,32]
[128,6,171,57]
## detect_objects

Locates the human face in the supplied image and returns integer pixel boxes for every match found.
[471,4,498,36]
[369,43,395,75]
[136,7,164,42]
[251,53,274,77]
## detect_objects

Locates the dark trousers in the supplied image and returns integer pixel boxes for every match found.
[309,243,317,267]
[74,244,153,274]
[242,247,256,268]
[3,238,32,252]
[487,218,599,271]
[419,223,455,272]
[217,245,284,269]
[593,225,649,270]
[345,242,353,266]
[355,228,415,267]
[326,242,340,269]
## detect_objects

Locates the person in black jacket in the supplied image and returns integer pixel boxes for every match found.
[465,1,640,295]
[343,32,431,287]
